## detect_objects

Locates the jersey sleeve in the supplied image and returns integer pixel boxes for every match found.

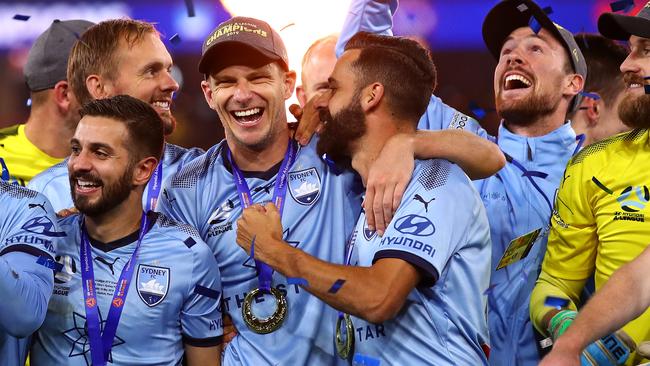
[0,251,54,337]
[181,237,223,346]
[158,170,203,230]
[27,163,73,213]
[542,161,598,280]
[336,0,397,57]
[373,161,473,286]
[1,188,63,259]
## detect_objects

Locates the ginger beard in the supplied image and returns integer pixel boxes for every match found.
[618,74,650,129]
[70,160,135,216]
[496,70,564,127]
[316,93,367,168]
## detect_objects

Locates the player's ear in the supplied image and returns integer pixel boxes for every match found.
[362,83,384,112]
[132,156,158,186]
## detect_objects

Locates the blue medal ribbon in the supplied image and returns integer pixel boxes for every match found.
[227,139,298,293]
[144,162,163,212]
[80,212,149,366]
[338,232,357,319]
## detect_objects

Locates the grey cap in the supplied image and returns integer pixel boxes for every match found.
[24,19,95,92]
[599,1,650,40]
[482,0,587,112]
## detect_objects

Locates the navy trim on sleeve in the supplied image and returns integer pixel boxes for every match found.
[0,244,53,260]
[194,285,221,300]
[373,249,439,287]
[182,334,223,347]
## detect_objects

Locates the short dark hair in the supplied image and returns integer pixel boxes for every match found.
[344,32,436,124]
[79,95,164,162]
[574,33,627,108]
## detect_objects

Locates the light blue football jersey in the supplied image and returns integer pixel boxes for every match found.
[0,181,61,366]
[339,0,579,363]
[31,211,222,366]
[159,139,362,365]
[28,143,204,212]
[350,159,491,365]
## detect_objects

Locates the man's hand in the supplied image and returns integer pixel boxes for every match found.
[365,133,414,235]
[56,207,78,218]
[290,99,323,146]
[222,314,237,345]
[235,203,285,263]
[539,344,581,366]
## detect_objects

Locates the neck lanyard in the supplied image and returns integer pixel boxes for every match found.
[144,162,163,212]
[227,139,297,292]
[80,212,148,366]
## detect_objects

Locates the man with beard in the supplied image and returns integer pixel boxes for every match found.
[530,4,650,365]
[235,32,491,365]
[30,95,222,366]
[158,15,503,365]
[29,19,204,213]
[332,0,585,364]
[1,19,94,186]
[0,182,61,365]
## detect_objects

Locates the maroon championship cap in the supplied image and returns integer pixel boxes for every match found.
[199,16,289,74]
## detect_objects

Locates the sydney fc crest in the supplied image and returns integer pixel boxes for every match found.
[136,264,169,307]
[288,168,321,205]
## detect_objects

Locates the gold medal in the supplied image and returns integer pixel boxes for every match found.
[335,313,355,359]
[242,287,287,334]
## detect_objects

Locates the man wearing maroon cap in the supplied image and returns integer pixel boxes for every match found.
[158,15,503,365]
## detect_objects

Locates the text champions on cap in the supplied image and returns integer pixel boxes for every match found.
[205,22,269,47]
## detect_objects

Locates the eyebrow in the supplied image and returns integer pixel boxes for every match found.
[70,138,114,152]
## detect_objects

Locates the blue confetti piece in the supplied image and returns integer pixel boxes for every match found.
[169,33,181,45]
[469,101,487,120]
[36,256,63,272]
[529,16,542,34]
[544,296,570,309]
[579,91,601,100]
[483,283,498,296]
[26,98,32,107]
[328,279,346,294]
[353,353,381,366]
[287,277,309,286]
[184,0,195,17]
[644,85,650,95]
[610,0,635,13]
[13,14,30,21]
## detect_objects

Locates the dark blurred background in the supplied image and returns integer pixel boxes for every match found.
[0,0,637,150]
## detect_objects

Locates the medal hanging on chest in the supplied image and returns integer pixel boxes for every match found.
[335,230,358,358]
[228,140,297,334]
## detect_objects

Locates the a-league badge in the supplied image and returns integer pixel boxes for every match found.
[136,264,169,307]
[288,168,321,205]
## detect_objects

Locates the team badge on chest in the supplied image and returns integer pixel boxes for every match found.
[288,168,321,205]
[136,264,170,307]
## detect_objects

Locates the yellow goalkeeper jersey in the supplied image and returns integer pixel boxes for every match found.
[0,124,61,186]
[540,128,650,362]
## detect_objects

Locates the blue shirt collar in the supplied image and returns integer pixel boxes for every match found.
[497,121,576,163]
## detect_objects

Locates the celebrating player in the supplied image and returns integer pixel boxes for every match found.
[30,95,222,366]
[236,31,492,365]
[531,4,650,365]
[29,19,204,213]
[159,15,503,365]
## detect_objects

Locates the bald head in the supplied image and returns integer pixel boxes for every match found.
[297,35,338,106]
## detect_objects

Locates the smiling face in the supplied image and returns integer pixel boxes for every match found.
[103,33,179,135]
[68,116,135,216]
[201,61,295,152]
[494,27,572,126]
[618,35,650,129]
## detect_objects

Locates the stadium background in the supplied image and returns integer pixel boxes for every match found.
[0,0,638,150]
